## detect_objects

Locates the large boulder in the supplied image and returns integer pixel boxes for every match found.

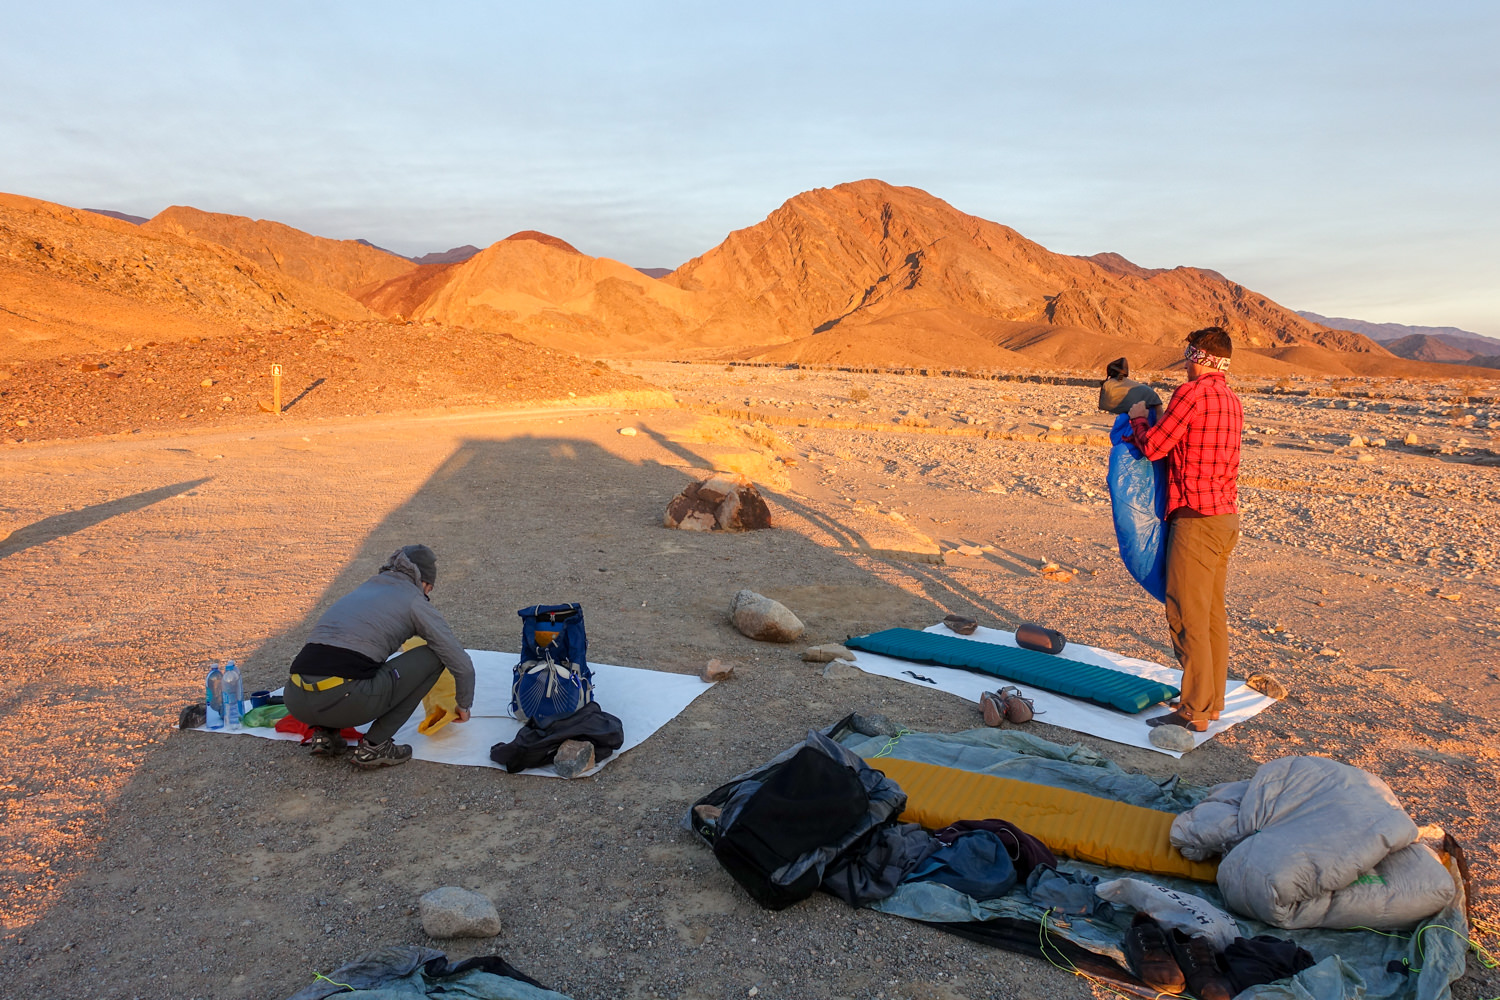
[729,589,804,642]
[665,475,772,532]
[419,887,501,938]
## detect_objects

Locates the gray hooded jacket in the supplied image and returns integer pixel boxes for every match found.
[305,550,476,709]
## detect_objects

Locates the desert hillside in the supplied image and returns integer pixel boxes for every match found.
[0,193,373,360]
[142,205,417,295]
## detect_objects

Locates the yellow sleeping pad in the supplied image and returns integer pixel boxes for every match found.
[865,756,1219,882]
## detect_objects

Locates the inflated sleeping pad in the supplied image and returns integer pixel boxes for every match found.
[866,756,1219,882]
[844,628,1178,714]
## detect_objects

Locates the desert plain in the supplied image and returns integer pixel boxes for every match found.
[1,182,1499,1000]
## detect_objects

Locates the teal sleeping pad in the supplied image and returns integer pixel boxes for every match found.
[844,628,1178,714]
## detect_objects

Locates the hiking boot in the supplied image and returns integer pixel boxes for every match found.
[352,738,413,768]
[980,690,1006,727]
[1169,930,1233,1000]
[998,686,1035,724]
[1123,914,1186,994]
[306,726,347,756]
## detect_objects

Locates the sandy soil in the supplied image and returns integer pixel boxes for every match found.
[1,364,1496,1000]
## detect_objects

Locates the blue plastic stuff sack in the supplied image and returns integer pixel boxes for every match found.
[1108,412,1167,603]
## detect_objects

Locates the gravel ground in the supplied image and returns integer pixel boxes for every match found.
[1,362,1496,1000]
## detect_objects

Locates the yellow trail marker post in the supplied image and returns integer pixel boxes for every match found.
[271,363,283,416]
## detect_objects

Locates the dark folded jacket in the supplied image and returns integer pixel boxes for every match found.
[489,701,624,772]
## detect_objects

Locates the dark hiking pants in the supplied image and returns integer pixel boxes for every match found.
[285,644,445,745]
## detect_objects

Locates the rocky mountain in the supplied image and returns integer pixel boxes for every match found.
[1383,334,1475,363]
[84,208,148,226]
[1298,311,1500,356]
[142,206,417,296]
[0,193,372,360]
[408,245,480,266]
[664,180,1380,364]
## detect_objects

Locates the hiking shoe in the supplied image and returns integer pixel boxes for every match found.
[306,726,347,756]
[943,614,978,635]
[980,690,1006,727]
[998,686,1035,724]
[1168,930,1233,1000]
[1123,914,1186,994]
[352,739,413,768]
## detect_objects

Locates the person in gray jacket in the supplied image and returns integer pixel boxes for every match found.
[284,545,475,768]
[1098,357,1163,415]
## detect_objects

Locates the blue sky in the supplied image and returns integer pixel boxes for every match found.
[3,2,1497,334]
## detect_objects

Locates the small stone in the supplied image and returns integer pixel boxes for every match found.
[1244,672,1289,699]
[552,739,595,778]
[1440,593,1462,602]
[849,712,901,737]
[953,544,985,557]
[1404,432,1420,446]
[1149,725,1197,752]
[419,887,501,938]
[200,378,214,387]
[618,427,638,436]
[729,590,804,642]
[1357,453,1375,463]
[1349,434,1366,447]
[1049,421,1065,431]
[701,658,734,682]
[1371,438,1386,447]
[1318,648,1341,657]
[822,660,862,680]
[801,643,855,663]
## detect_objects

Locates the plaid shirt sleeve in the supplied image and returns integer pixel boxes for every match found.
[1129,374,1242,516]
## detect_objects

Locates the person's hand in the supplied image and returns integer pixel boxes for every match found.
[1127,401,1147,420]
[454,707,471,723]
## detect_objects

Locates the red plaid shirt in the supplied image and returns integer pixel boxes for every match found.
[1129,372,1243,517]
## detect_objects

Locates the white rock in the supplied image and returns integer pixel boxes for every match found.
[1349,434,1366,448]
[618,427,638,436]
[729,590,804,643]
[1149,726,1197,752]
[1404,432,1420,446]
[801,643,855,663]
[419,887,501,938]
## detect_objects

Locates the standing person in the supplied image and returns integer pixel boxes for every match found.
[1126,328,1243,732]
[1098,356,1163,414]
[284,545,475,767]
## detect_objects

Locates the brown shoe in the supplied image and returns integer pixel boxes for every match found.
[1124,914,1186,994]
[979,691,1005,727]
[998,686,1035,724]
[944,614,978,635]
[1168,930,1233,1000]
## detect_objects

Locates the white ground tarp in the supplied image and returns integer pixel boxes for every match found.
[845,624,1276,757]
[194,651,714,776]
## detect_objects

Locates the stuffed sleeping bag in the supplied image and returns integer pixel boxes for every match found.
[1107,412,1167,603]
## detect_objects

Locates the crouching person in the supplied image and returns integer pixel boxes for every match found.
[285,545,474,768]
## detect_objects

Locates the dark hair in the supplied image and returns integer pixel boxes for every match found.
[1105,357,1129,380]
[1188,326,1233,358]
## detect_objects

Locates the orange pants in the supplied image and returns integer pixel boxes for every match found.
[1164,513,1240,722]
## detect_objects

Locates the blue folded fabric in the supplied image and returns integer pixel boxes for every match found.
[905,829,1017,901]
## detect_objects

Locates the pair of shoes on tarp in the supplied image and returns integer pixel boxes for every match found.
[308,726,412,768]
[980,686,1035,726]
[1123,913,1233,999]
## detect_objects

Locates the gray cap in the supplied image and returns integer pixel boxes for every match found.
[399,544,437,586]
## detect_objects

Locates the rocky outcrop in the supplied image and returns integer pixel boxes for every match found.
[664,475,772,532]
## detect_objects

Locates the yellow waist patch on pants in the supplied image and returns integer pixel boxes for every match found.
[865,756,1218,882]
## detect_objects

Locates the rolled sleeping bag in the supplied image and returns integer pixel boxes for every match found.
[1015,623,1066,655]
[1107,412,1167,603]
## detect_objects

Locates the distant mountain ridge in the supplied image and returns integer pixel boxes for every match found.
[83,208,148,226]
[1298,310,1500,355]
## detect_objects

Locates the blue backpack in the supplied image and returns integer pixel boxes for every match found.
[510,604,594,722]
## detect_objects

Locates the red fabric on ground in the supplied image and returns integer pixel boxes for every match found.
[274,716,363,742]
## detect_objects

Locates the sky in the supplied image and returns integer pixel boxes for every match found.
[3,1,1497,334]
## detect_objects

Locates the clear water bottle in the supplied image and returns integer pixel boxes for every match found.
[222,661,243,730]
[205,663,224,730]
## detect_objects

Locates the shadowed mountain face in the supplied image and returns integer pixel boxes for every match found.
[83,208,148,226]
[1384,334,1474,363]
[142,206,417,296]
[409,245,480,266]
[0,193,372,359]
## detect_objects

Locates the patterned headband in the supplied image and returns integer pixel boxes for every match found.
[1184,344,1231,371]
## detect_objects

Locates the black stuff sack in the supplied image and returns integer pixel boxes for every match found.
[711,745,870,910]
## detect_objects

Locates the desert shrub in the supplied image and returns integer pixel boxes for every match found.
[849,386,870,402]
